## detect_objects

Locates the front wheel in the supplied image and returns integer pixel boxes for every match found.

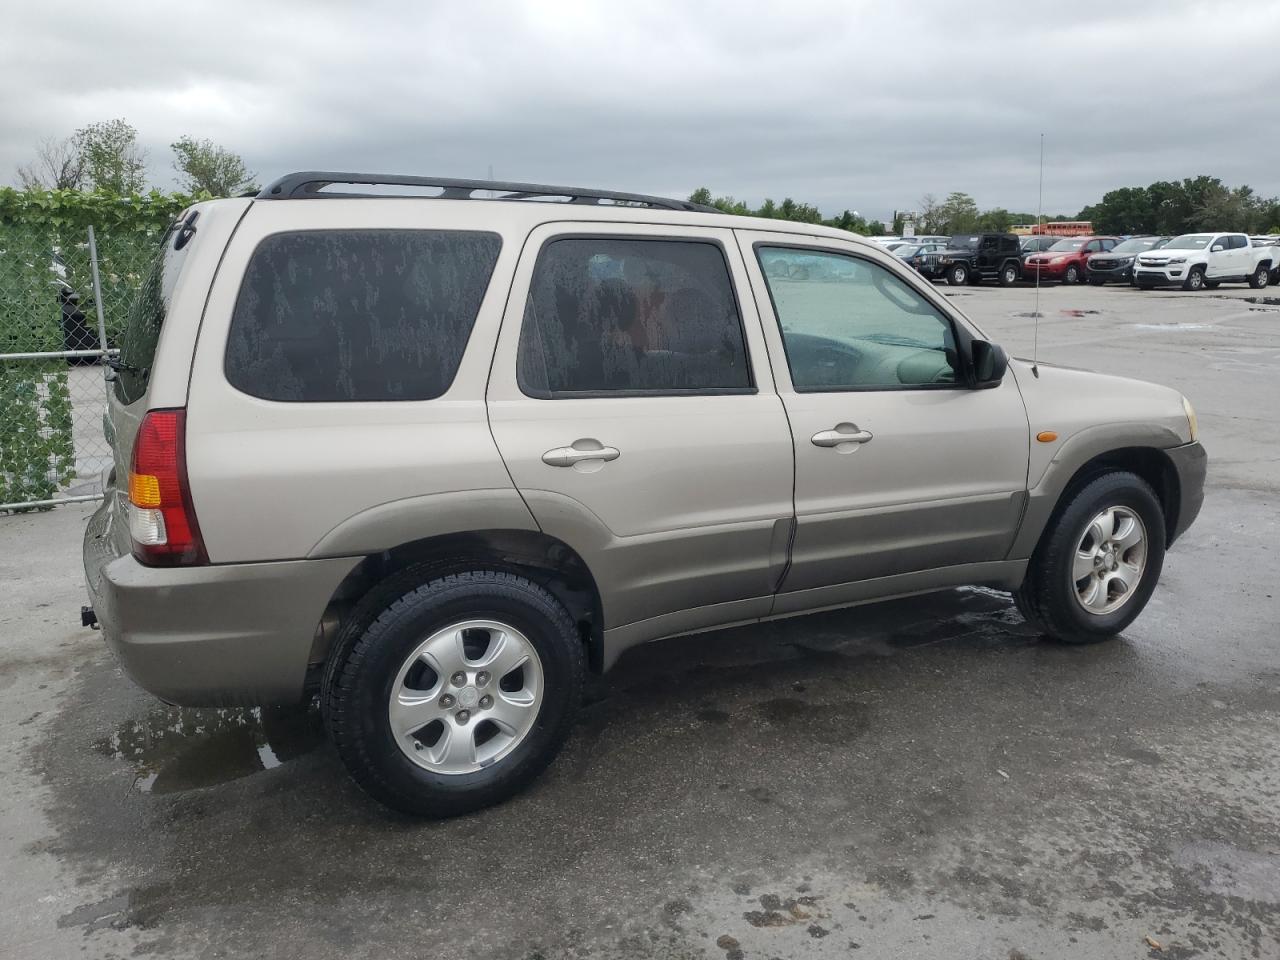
[999,262,1018,286]
[1183,266,1206,291]
[946,263,969,286]
[1248,264,1271,289]
[1064,264,1081,284]
[1018,472,1166,643]
[323,570,585,816]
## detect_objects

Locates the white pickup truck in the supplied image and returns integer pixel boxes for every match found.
[1133,232,1274,291]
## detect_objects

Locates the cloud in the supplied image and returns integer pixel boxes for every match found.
[2,0,1277,217]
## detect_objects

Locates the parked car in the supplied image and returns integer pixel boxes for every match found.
[81,172,1206,817]
[896,242,947,277]
[937,233,1024,286]
[902,235,950,247]
[1251,236,1280,284]
[1133,233,1275,291]
[1086,236,1171,285]
[1019,235,1059,257]
[1022,236,1121,284]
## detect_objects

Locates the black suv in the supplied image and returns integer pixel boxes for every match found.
[938,234,1023,287]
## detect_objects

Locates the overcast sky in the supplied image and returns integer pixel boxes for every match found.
[3,1,1278,220]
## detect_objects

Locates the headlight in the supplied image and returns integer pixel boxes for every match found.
[1051,256,1066,264]
[1169,257,1187,264]
[1182,396,1198,442]
[1122,256,1134,265]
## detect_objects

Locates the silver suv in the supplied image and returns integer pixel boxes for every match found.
[83,173,1206,816]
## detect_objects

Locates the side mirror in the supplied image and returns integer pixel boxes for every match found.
[1211,243,1225,252]
[969,339,1008,388]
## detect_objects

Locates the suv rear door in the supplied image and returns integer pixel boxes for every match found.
[736,230,1030,614]
[486,222,794,637]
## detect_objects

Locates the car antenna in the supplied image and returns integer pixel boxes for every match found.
[1032,133,1044,379]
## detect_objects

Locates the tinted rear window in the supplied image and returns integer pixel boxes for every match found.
[114,220,190,405]
[226,230,501,402]
[517,237,752,397]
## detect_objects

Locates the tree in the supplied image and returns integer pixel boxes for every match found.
[74,119,147,193]
[977,207,1012,232]
[918,194,943,233]
[15,135,84,190]
[171,136,257,196]
[688,187,714,207]
[937,191,980,233]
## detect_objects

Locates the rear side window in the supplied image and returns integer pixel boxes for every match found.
[115,220,191,405]
[226,230,501,402]
[517,237,752,397]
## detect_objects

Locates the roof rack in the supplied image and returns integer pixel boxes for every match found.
[256,172,719,213]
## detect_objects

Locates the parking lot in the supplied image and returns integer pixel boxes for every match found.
[2,281,1277,960]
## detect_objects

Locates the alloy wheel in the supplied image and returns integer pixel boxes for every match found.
[387,619,544,774]
[1072,506,1148,615]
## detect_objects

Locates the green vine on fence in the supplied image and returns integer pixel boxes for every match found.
[2,188,203,507]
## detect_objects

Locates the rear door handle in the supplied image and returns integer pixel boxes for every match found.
[811,423,873,448]
[542,441,621,468]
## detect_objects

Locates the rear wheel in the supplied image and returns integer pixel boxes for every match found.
[946,263,969,286]
[999,262,1018,286]
[323,570,584,817]
[1183,266,1205,291]
[1248,263,1271,289]
[1064,264,1081,284]
[1020,472,1166,644]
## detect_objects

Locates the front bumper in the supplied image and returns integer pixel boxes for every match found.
[83,500,358,707]
[1166,440,1207,546]
[1088,261,1134,281]
[1022,261,1070,280]
[1133,267,1186,286]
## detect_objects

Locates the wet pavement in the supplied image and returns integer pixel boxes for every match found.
[2,282,1278,959]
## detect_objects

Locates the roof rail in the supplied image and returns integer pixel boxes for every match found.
[256,172,719,213]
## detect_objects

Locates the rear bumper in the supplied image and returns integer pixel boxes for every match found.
[83,501,358,707]
[1167,440,1207,546]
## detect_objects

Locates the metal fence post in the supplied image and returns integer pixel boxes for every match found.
[86,225,111,398]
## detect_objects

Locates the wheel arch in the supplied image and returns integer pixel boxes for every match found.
[1010,444,1182,561]
[309,528,606,686]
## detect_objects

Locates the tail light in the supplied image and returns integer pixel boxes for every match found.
[127,408,207,566]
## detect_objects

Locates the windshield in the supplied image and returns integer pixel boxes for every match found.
[1048,238,1086,252]
[1166,234,1213,250]
[948,235,980,250]
[1111,237,1162,254]
[894,244,921,258]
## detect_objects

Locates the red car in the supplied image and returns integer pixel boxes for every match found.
[1022,236,1120,284]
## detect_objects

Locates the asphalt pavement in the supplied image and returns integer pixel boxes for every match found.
[2,281,1277,960]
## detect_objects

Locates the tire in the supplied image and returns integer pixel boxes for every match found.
[1182,266,1205,291]
[1020,472,1166,644]
[323,570,585,817]
[999,262,1018,287]
[946,263,969,286]
[1064,264,1081,284]
[1248,264,1270,289]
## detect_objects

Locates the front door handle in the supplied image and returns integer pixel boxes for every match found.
[542,440,621,468]
[811,423,874,449]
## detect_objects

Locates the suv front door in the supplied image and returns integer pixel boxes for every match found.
[738,232,1031,614]
[487,223,795,639]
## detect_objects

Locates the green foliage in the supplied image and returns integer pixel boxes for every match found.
[74,119,148,195]
[171,136,258,197]
[1,189,180,506]
[1078,176,1278,235]
[688,187,876,234]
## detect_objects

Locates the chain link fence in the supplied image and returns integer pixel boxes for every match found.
[1,224,155,512]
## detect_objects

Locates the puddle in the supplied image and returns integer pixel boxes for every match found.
[94,702,324,794]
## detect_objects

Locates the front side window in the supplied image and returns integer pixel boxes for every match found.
[756,247,958,391]
[226,230,501,402]
[517,238,752,397]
